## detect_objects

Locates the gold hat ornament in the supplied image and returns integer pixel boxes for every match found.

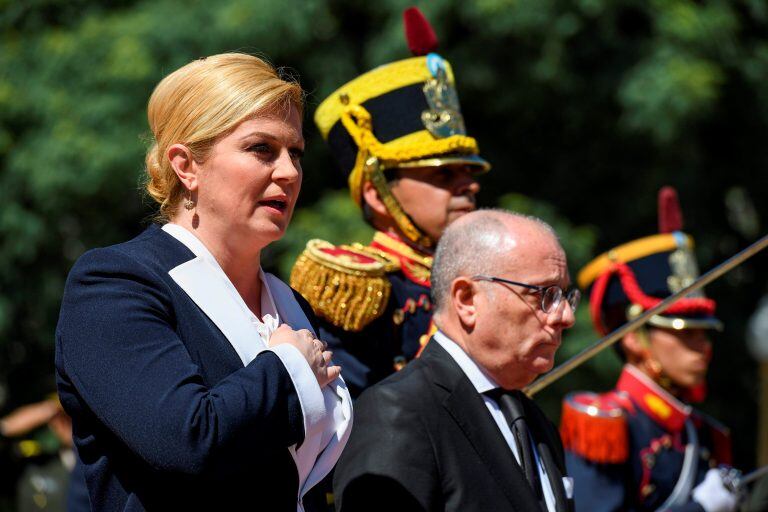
[314,7,490,248]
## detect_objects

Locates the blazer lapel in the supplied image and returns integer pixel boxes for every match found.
[264,272,315,335]
[169,257,264,366]
[423,342,540,510]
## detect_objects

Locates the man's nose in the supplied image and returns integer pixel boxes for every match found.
[548,299,576,329]
[454,174,480,196]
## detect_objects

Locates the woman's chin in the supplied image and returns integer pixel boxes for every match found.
[249,217,290,241]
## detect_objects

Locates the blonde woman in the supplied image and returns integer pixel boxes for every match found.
[55,53,352,511]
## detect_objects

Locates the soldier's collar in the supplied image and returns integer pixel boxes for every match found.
[371,231,433,287]
[616,364,691,432]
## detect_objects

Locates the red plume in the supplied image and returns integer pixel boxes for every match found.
[403,7,439,56]
[658,186,684,233]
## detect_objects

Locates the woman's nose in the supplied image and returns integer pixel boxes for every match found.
[274,151,301,183]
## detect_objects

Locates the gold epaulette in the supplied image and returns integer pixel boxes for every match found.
[290,239,400,332]
[560,392,629,464]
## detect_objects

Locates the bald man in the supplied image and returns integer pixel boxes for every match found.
[333,210,578,512]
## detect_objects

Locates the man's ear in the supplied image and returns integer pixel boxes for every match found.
[621,329,649,362]
[452,277,478,330]
[168,143,199,192]
[361,180,389,217]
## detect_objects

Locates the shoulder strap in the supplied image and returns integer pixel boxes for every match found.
[655,418,700,510]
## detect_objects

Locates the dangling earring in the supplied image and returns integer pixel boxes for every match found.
[184,194,195,210]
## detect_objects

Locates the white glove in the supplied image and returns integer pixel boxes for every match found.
[692,468,739,512]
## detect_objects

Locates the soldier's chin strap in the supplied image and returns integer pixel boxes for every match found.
[634,325,676,391]
[634,321,708,402]
[364,156,436,249]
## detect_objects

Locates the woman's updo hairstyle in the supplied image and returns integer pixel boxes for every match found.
[144,53,304,221]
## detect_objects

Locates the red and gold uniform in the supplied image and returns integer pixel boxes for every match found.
[560,188,733,512]
[290,8,487,397]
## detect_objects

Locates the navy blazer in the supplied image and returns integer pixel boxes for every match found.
[55,225,319,511]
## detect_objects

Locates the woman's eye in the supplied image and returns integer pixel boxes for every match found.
[290,148,305,160]
[247,143,273,156]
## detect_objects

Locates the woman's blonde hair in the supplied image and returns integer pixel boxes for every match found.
[144,53,304,220]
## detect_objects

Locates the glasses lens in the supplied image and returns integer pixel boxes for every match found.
[541,287,562,313]
[567,289,581,312]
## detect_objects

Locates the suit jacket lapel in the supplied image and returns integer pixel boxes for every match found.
[521,394,572,512]
[422,342,541,510]
[537,441,568,512]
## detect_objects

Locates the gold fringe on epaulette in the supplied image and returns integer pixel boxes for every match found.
[290,240,392,332]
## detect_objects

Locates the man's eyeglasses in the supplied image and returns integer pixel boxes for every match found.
[472,275,581,314]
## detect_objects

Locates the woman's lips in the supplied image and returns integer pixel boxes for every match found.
[259,197,288,213]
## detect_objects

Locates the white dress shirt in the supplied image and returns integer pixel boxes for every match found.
[433,330,561,511]
[162,223,352,511]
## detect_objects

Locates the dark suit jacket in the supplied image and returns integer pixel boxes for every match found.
[55,225,323,511]
[333,339,573,512]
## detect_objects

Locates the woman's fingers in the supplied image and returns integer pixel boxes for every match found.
[269,325,339,387]
[325,365,342,383]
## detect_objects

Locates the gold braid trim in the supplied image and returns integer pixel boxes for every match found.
[372,231,433,268]
[289,239,393,332]
[314,56,455,139]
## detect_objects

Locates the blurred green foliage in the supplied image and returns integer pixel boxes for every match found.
[1,1,768,496]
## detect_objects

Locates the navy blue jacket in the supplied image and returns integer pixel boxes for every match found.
[55,225,318,511]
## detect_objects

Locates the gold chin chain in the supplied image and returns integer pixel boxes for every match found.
[365,157,435,249]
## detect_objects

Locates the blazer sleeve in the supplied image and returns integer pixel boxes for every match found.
[333,384,438,512]
[55,247,304,476]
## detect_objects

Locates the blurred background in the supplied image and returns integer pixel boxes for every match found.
[1,0,767,509]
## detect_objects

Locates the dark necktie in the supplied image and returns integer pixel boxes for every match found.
[490,389,544,503]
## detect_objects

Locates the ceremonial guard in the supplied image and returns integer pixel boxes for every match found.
[290,8,489,397]
[560,187,740,512]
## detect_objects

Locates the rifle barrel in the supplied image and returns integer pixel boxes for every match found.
[524,234,768,396]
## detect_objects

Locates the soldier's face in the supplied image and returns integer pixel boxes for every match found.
[648,327,713,388]
[388,164,480,241]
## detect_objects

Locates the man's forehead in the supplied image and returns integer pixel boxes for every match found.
[498,238,568,279]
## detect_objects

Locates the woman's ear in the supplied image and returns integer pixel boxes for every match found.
[452,277,478,330]
[361,181,389,217]
[168,144,198,192]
